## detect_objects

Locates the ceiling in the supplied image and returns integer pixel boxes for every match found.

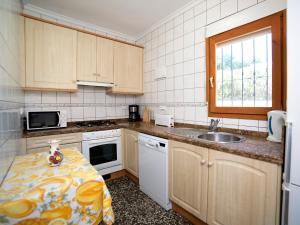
[23,0,195,38]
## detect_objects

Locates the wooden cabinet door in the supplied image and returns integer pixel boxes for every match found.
[77,32,97,82]
[96,37,114,83]
[124,129,139,177]
[25,18,77,90]
[207,150,280,225]
[111,42,143,94]
[127,45,143,93]
[169,141,209,222]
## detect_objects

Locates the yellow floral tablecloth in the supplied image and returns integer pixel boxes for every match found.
[0,148,114,225]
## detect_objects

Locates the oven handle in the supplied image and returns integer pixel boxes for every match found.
[83,137,119,144]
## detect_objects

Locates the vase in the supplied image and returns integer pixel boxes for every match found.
[47,140,63,166]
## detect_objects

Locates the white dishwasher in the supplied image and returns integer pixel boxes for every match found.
[138,133,171,210]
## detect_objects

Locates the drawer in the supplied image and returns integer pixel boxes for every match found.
[27,142,82,154]
[26,133,82,149]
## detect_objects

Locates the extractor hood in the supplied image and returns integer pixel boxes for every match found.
[76,80,114,87]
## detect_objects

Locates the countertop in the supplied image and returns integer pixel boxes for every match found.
[23,121,283,165]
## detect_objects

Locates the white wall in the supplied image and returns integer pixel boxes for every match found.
[23,7,137,122]
[25,87,136,121]
[0,0,24,182]
[136,0,286,132]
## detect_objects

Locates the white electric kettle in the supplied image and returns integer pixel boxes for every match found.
[267,110,286,142]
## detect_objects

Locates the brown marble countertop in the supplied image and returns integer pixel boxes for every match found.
[23,121,283,165]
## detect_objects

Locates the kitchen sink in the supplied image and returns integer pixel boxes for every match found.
[197,132,245,143]
[167,128,245,143]
[167,127,207,138]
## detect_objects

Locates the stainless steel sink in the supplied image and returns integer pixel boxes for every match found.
[197,132,245,143]
[167,127,207,139]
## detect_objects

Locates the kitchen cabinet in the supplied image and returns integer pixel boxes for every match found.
[169,141,209,222]
[108,42,143,94]
[77,32,114,84]
[124,129,139,177]
[169,142,281,225]
[25,18,77,91]
[77,32,97,82]
[27,142,82,154]
[207,149,280,225]
[26,133,82,154]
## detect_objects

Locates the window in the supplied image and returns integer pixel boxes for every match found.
[206,12,285,120]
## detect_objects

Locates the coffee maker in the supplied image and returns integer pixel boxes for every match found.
[129,105,140,122]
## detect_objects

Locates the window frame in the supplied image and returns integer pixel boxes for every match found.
[206,11,285,120]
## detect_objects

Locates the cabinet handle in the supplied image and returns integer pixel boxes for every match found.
[115,84,118,87]
[93,73,101,76]
[200,160,206,165]
[208,162,213,167]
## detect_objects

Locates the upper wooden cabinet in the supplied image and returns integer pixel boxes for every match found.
[77,32,114,84]
[77,32,97,82]
[25,18,77,91]
[109,42,143,94]
[97,37,114,83]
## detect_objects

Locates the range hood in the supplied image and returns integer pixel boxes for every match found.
[76,80,114,87]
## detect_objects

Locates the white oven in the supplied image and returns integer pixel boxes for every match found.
[82,129,122,175]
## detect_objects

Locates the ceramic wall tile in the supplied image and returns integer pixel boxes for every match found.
[136,0,271,129]
[0,0,24,183]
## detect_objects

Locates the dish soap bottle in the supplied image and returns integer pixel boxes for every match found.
[48,140,63,166]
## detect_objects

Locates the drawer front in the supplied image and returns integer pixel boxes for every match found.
[27,142,82,154]
[27,133,82,149]
[61,142,82,152]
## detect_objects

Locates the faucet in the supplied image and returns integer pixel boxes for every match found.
[209,119,220,132]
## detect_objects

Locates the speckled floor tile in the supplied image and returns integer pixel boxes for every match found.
[105,177,192,225]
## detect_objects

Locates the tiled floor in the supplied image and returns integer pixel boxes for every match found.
[105,177,192,225]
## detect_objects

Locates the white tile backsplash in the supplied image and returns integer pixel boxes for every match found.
[136,0,278,131]
[184,19,195,34]
[207,0,221,9]
[70,92,84,104]
[0,0,24,182]
[195,12,207,29]
[221,0,238,18]
[207,4,221,24]
[57,92,71,103]
[25,85,134,121]
[238,0,258,11]
[42,92,57,103]
[184,8,194,21]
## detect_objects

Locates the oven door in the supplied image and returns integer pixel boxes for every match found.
[82,137,122,171]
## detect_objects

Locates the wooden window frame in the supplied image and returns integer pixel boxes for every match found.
[206,11,286,120]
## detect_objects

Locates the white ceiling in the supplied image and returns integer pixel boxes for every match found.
[24,0,195,38]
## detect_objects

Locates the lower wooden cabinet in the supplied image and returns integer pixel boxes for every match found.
[123,129,139,177]
[27,142,82,154]
[26,133,82,154]
[169,141,209,222]
[207,149,280,225]
[169,141,281,225]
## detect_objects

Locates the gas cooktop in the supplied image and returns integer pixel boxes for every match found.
[74,120,117,128]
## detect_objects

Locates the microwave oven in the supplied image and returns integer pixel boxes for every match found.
[26,110,67,130]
